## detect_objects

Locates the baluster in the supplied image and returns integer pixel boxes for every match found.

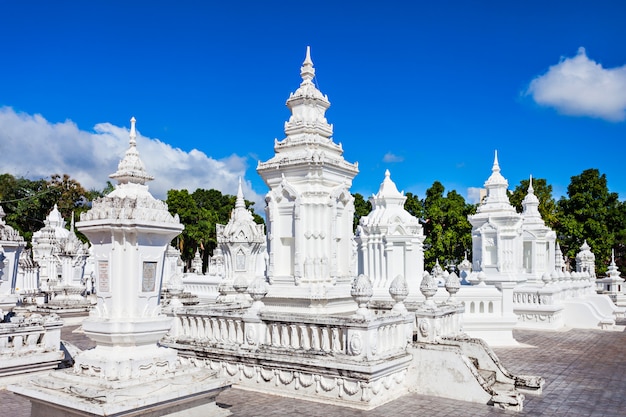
[299,325,310,350]
[190,317,198,338]
[331,328,341,352]
[227,320,236,343]
[14,335,24,349]
[290,325,299,349]
[211,318,219,342]
[280,324,289,347]
[271,324,280,347]
[236,320,244,344]
[311,326,320,350]
[321,327,329,352]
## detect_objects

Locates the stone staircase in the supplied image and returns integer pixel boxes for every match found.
[406,334,543,411]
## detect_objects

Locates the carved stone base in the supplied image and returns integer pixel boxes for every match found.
[9,366,231,417]
[174,349,412,410]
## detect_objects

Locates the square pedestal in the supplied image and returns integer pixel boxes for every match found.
[9,366,231,417]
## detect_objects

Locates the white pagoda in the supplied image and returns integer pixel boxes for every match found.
[257,46,359,314]
[356,170,425,303]
[216,178,266,302]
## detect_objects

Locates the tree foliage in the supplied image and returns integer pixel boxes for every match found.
[352,193,372,232]
[421,182,476,270]
[554,169,624,275]
[0,173,93,243]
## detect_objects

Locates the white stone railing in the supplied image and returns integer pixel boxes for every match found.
[168,308,413,361]
[172,314,245,346]
[433,286,502,318]
[259,313,412,360]
[0,313,64,376]
[263,321,344,353]
[0,315,62,352]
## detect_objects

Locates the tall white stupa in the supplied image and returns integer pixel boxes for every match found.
[257,47,360,314]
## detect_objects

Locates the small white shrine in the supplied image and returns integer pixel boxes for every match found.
[596,250,626,306]
[356,170,425,304]
[10,118,231,417]
[216,178,266,303]
[0,206,64,378]
[29,205,90,310]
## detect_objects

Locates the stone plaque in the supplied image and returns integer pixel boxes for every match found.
[98,261,110,293]
[142,261,157,292]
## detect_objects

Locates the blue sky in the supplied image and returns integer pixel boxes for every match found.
[1,1,625,212]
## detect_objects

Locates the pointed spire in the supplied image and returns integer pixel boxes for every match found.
[235,177,246,210]
[492,150,500,174]
[109,117,154,185]
[129,116,137,147]
[300,46,315,82]
[70,211,75,232]
[606,248,622,280]
[528,175,534,194]
[476,150,514,213]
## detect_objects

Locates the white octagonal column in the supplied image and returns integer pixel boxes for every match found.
[75,117,184,379]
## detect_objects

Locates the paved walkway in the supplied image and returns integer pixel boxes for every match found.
[2,321,625,416]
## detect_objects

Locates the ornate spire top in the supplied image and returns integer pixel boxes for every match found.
[300,45,315,83]
[129,116,137,146]
[606,249,623,280]
[493,150,501,173]
[370,170,406,209]
[109,117,154,186]
[475,151,515,214]
[522,174,542,223]
[235,177,246,210]
[485,150,507,187]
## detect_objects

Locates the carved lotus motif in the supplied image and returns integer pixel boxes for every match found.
[445,271,460,299]
[389,275,408,304]
[420,271,437,299]
[351,274,373,308]
[248,277,269,302]
[233,275,249,294]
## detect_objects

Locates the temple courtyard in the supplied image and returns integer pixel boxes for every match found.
[1,318,624,417]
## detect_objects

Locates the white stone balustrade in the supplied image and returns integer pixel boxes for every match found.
[169,308,413,361]
[0,313,64,376]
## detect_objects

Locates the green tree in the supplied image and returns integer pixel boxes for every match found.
[509,177,558,228]
[0,173,91,243]
[352,193,372,232]
[404,192,425,221]
[421,181,475,270]
[555,169,620,275]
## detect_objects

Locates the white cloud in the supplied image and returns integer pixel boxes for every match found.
[526,47,626,121]
[0,107,264,209]
[382,152,404,163]
[466,187,484,204]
